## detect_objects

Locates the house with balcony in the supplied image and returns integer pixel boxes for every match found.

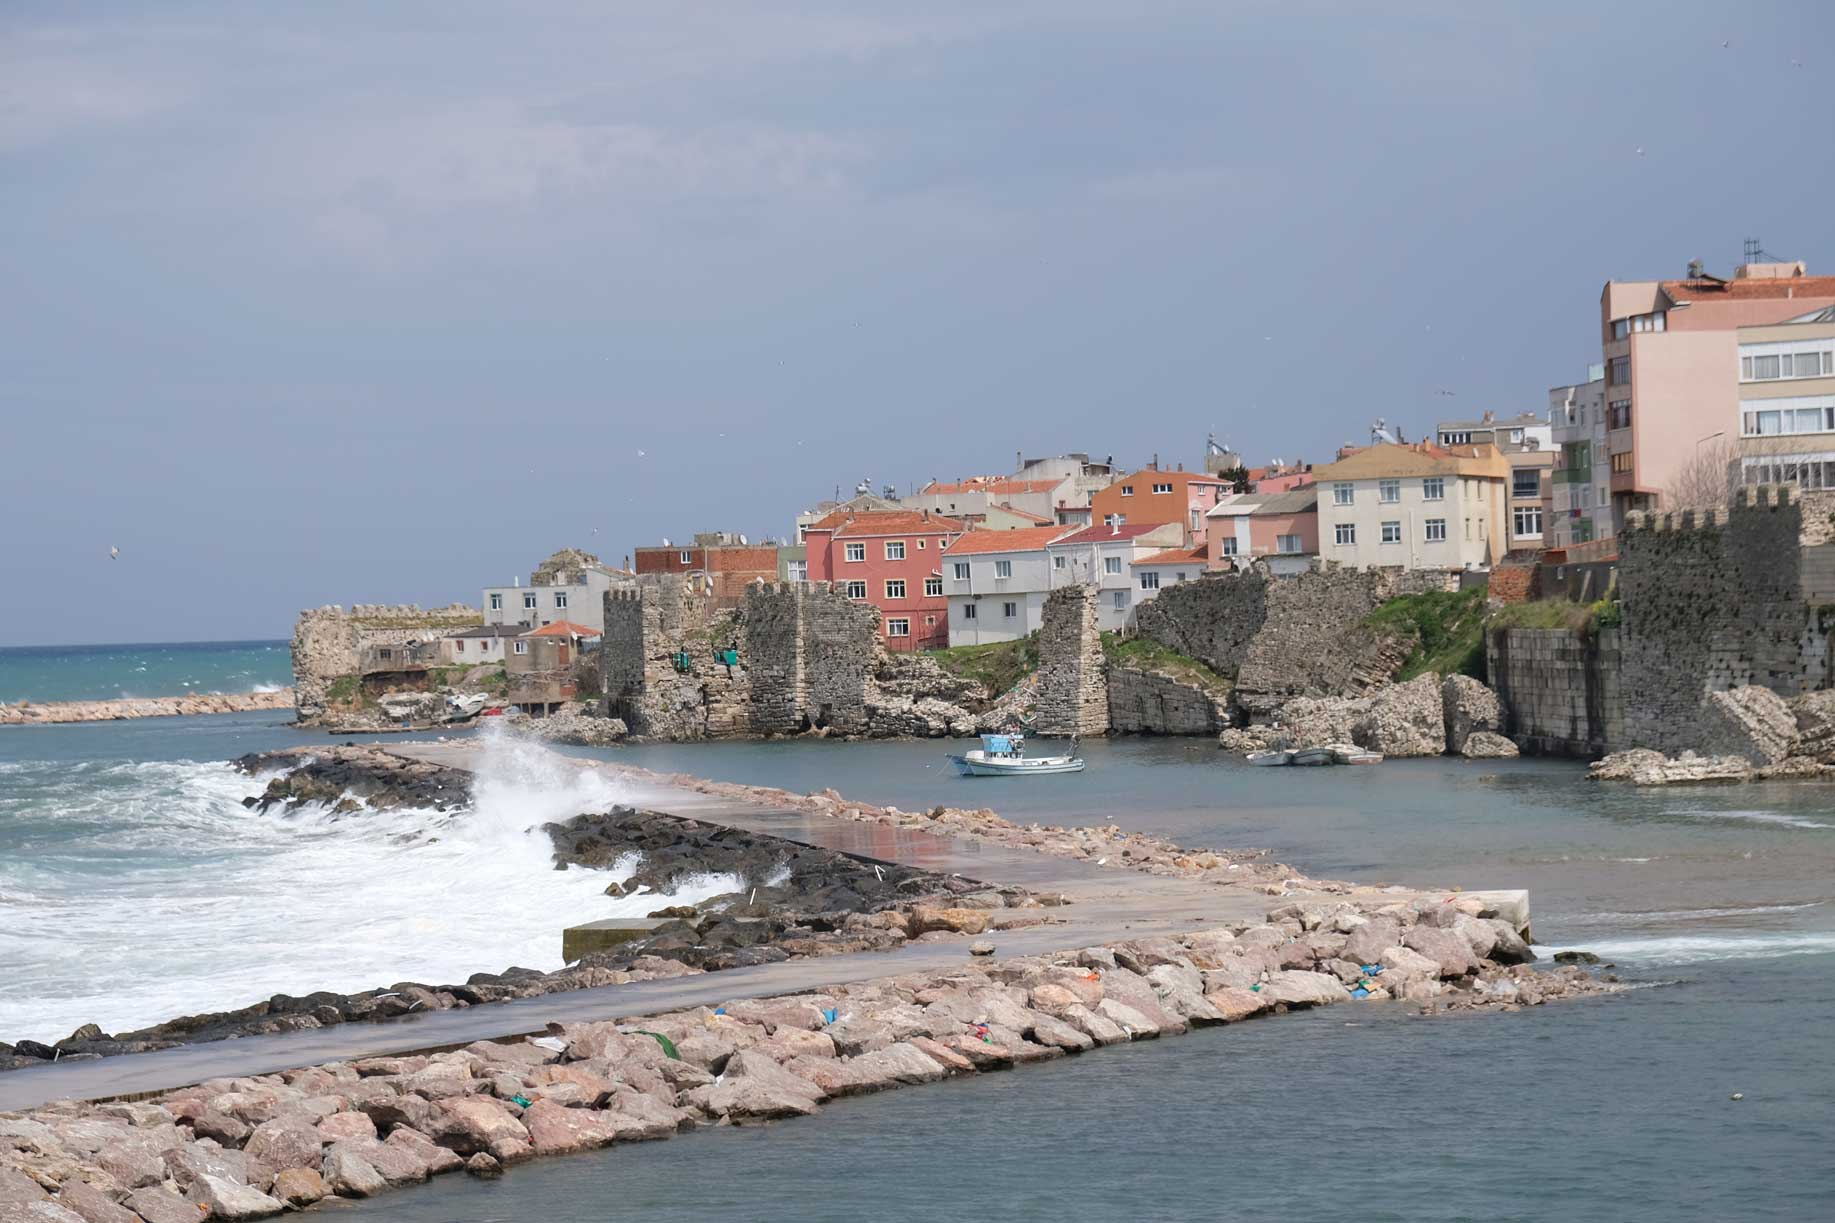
[940,525,1074,645]
[1312,442,1508,571]
[1436,411,1554,549]
[1086,463,1230,545]
[1045,522,1184,631]
[804,508,965,649]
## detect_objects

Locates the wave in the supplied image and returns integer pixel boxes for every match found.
[1539,931,1835,966]
[0,730,726,1045]
[1568,902,1824,925]
[1664,807,1834,830]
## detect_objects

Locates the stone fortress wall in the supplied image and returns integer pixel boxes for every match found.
[291,604,481,723]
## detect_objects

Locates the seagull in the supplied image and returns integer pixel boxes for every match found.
[1435,388,1457,397]
[108,546,119,560]
[1790,57,1803,69]
[1721,39,1731,48]
[1635,146,1646,157]
[636,449,646,458]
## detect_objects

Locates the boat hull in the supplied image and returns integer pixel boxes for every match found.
[947,752,1086,777]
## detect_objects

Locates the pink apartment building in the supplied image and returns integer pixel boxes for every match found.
[804,509,965,649]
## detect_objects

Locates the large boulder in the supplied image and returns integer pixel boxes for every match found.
[683,1051,825,1121]
[1790,690,1835,762]
[1441,674,1502,753]
[1353,673,1445,757]
[1588,748,1751,785]
[1460,731,1519,758]
[1697,686,1797,765]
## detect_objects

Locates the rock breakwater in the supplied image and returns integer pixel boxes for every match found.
[0,898,1616,1220]
[0,690,294,727]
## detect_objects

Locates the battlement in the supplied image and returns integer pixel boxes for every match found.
[1624,485,1797,534]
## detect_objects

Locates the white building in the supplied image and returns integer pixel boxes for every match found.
[1044,522,1185,631]
[941,526,1073,645]
[482,560,631,634]
[1311,443,1509,571]
[1549,365,1611,548]
[1129,545,1211,608]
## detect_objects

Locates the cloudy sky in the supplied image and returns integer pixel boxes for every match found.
[3,1,1829,644]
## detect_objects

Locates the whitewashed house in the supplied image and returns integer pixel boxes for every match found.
[1044,522,1184,631]
[941,526,1073,645]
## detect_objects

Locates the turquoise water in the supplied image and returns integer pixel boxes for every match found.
[0,640,291,704]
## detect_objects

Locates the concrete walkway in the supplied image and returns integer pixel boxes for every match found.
[0,742,1520,1111]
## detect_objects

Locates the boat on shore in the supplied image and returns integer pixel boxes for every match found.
[1332,744,1383,765]
[1270,743,1382,767]
[947,733,1085,777]
[1290,746,1335,766]
[1247,748,1293,767]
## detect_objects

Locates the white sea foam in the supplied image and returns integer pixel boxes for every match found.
[1570,902,1823,925]
[1664,807,1833,830]
[0,732,734,1044]
[1539,931,1835,966]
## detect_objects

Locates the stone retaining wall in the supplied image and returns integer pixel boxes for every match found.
[1105,666,1231,735]
[1485,627,1622,757]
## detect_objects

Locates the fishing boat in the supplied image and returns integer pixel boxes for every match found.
[1290,745,1336,766]
[947,733,1085,777]
[1246,748,1293,767]
[1331,744,1383,765]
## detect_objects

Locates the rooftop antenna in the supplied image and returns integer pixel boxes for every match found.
[1744,237,1761,264]
[1370,418,1400,446]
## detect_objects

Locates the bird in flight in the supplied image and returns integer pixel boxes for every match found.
[109,546,120,560]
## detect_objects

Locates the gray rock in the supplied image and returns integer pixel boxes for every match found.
[1354,673,1445,758]
[270,1168,327,1208]
[0,1170,47,1205]
[1402,926,1477,977]
[123,1188,201,1223]
[322,1146,386,1198]
[0,1202,85,1222]
[1260,970,1347,1007]
[684,1050,825,1120]
[1698,686,1797,765]
[188,1173,284,1220]
[464,1153,502,1179]
[1442,674,1503,753]
[1460,730,1520,758]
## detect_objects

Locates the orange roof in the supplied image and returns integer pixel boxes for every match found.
[809,509,966,536]
[992,503,1055,525]
[942,525,1074,555]
[1661,275,1835,304]
[1133,545,1210,566]
[526,620,599,637]
[920,477,1063,496]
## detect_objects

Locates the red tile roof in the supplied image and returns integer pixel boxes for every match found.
[1048,523,1175,545]
[992,504,1055,525]
[1661,275,1835,304]
[942,525,1075,555]
[1133,545,1210,566]
[920,477,1064,496]
[808,509,966,536]
[526,620,599,638]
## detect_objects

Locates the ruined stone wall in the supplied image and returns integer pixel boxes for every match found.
[1129,572,1270,678]
[742,584,806,735]
[1485,627,1623,757]
[1034,585,1108,736]
[800,583,878,734]
[1619,486,1809,753]
[291,604,480,723]
[1105,666,1231,735]
[1232,569,1403,717]
[600,578,743,738]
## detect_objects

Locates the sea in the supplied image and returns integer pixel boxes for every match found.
[0,640,292,705]
[2,665,1833,1218]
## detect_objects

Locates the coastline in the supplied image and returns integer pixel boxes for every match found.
[0,689,294,727]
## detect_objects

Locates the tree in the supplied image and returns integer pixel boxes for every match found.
[1662,435,1737,510]
[1216,464,1251,494]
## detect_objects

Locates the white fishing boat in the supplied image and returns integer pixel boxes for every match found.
[443,693,488,723]
[1290,745,1336,766]
[1331,744,1383,765]
[947,733,1085,777]
[1246,748,1293,767]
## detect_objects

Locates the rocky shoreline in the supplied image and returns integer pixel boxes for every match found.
[0,690,294,727]
[0,896,1619,1221]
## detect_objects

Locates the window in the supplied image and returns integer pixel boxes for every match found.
[1610,452,1634,474]
[1334,523,1356,546]
[1422,477,1445,500]
[924,577,943,597]
[844,542,866,563]
[679,550,692,565]
[1112,590,1127,610]
[490,593,503,610]
[1741,348,1831,382]
[845,581,867,599]
[917,539,926,550]
[513,640,527,655]
[1614,311,1666,338]
[1152,482,1173,494]
[1608,399,1631,430]
[1190,509,1202,532]
[1104,513,1126,526]
[1174,572,1188,583]
[1220,537,1240,556]
[1440,431,1472,445]
[1608,355,1630,386]
[884,579,906,600]
[454,640,465,653]
[1332,482,1354,505]
[1120,485,1135,496]
[787,561,808,582]
[1103,556,1122,575]
[378,647,392,660]
[1513,506,1543,538]
[1003,601,1018,618]
[885,541,906,560]
[886,618,910,638]
[925,615,936,626]
[1742,457,1835,490]
[523,592,538,610]
[1378,479,1400,503]
[962,603,977,621]
[1741,401,1835,438]
[1380,521,1402,545]
[1424,518,1447,542]
[994,560,1012,579]
[1276,534,1303,554]
[1512,469,1541,499]
[1139,571,1160,590]
[953,562,970,580]
[554,592,568,609]
[1509,428,1524,444]
[1053,555,1067,570]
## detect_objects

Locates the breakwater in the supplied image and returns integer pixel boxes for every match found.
[0,689,294,726]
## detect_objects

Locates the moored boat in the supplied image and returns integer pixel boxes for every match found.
[1247,748,1293,766]
[947,733,1085,777]
[1290,745,1335,766]
[1332,744,1383,765]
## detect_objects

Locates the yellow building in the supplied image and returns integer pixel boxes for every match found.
[1311,442,1509,571]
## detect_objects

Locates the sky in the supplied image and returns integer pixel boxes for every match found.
[2,1,1830,645]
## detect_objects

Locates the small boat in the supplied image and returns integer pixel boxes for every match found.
[442,694,488,723]
[1331,744,1383,765]
[1290,745,1336,766]
[1246,748,1293,767]
[947,733,1085,777]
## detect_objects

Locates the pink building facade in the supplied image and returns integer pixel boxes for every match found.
[804,509,965,649]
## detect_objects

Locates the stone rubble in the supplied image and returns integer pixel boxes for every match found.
[0,691,294,727]
[1218,671,1518,760]
[1587,747,1833,786]
[0,900,1615,1220]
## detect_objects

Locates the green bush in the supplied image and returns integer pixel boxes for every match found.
[1362,588,1487,681]
[1100,633,1232,694]
[925,634,1040,697]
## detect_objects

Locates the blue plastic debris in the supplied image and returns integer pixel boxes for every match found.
[1351,987,1369,999]
[1361,964,1383,975]
[714,1007,726,1016]
[822,1007,838,1024]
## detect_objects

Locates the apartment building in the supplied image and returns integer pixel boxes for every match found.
[1206,487,1319,574]
[1086,465,1230,544]
[633,532,780,602]
[1435,411,1554,549]
[1312,442,1508,571]
[1044,522,1184,631]
[1549,366,1611,547]
[482,553,631,634]
[804,509,964,649]
[1596,258,1835,520]
[940,525,1074,645]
